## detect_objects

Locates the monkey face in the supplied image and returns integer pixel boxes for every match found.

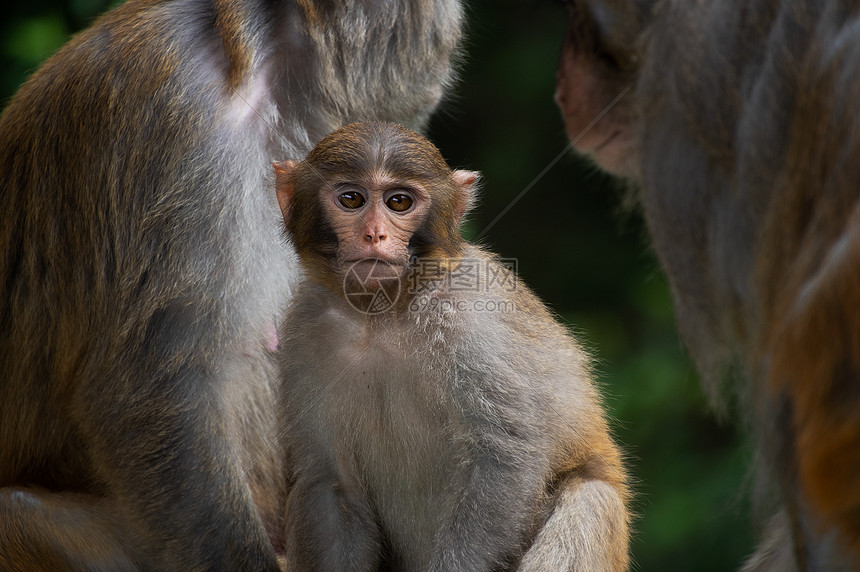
[321,177,429,274]
[555,0,643,176]
[275,123,479,299]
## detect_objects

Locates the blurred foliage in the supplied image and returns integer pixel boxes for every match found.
[0,0,754,569]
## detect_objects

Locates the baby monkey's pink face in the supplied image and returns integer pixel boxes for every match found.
[320,173,430,273]
[274,122,478,296]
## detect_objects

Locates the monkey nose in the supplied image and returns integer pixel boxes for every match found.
[364,232,387,243]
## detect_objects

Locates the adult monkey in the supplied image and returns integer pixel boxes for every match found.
[0,0,462,569]
[556,0,860,570]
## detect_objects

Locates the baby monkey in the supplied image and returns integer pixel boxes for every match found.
[274,122,629,571]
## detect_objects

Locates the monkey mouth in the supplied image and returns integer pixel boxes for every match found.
[563,115,622,155]
[345,257,402,269]
[345,255,408,268]
[594,130,621,152]
[342,259,404,315]
[345,259,405,292]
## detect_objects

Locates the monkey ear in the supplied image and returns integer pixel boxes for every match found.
[273,160,298,219]
[451,170,480,223]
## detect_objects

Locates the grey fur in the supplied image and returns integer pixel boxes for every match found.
[280,242,629,571]
[0,0,462,568]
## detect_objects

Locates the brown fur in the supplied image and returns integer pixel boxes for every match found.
[557,0,860,569]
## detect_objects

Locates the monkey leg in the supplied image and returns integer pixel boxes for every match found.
[283,476,382,571]
[0,487,140,571]
[518,476,629,572]
[0,356,283,570]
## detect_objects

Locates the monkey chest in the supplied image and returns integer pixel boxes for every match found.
[332,361,455,472]
[326,358,460,540]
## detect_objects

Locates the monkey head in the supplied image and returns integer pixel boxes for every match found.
[275,122,478,294]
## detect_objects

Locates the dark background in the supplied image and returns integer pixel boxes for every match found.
[0,1,755,569]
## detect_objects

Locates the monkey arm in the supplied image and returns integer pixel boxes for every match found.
[428,358,555,571]
[753,21,860,558]
[517,375,630,572]
[758,182,860,564]
[519,476,629,572]
[518,452,629,572]
[284,469,383,570]
[430,381,629,572]
[429,444,552,571]
[417,269,630,571]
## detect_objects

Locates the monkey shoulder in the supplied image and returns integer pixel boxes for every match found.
[464,253,620,469]
[427,247,600,415]
[454,246,589,366]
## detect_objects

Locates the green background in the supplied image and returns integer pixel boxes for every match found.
[0,0,755,569]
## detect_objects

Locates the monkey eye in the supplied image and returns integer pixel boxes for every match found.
[338,191,366,209]
[385,193,414,212]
